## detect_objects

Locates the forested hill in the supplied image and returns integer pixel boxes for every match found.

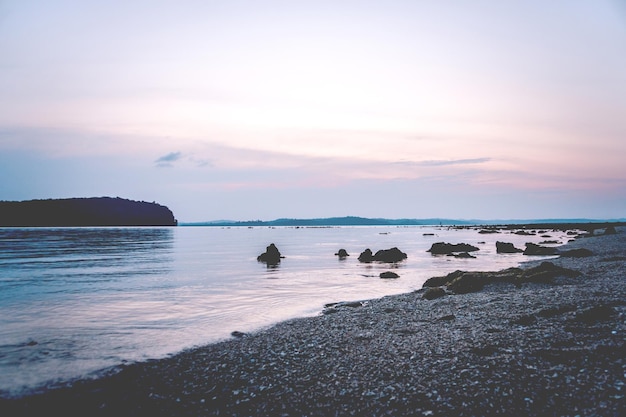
[0,197,177,226]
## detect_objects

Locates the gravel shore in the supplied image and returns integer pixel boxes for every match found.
[2,227,625,416]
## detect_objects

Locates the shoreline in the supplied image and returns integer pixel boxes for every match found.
[2,227,624,416]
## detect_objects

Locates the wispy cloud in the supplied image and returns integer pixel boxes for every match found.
[396,157,492,167]
[155,151,182,167]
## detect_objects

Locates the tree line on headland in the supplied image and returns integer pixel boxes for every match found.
[0,197,177,227]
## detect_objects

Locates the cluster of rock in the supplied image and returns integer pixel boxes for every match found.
[427,242,479,255]
[421,261,581,299]
[357,247,408,263]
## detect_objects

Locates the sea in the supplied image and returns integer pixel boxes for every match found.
[0,225,571,397]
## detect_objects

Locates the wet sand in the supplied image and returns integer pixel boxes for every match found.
[2,226,624,416]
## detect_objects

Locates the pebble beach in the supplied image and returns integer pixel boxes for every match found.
[1,226,624,416]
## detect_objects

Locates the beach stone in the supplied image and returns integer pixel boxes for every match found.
[523,242,559,256]
[257,243,283,265]
[427,242,479,255]
[422,287,446,300]
[379,271,400,279]
[496,241,523,254]
[560,248,593,258]
[511,314,537,326]
[373,247,408,263]
[335,249,349,258]
[358,248,374,263]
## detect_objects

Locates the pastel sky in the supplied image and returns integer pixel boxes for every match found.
[1,1,625,222]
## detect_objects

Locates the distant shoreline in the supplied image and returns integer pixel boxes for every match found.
[181,216,626,228]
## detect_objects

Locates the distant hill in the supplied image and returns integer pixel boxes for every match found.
[0,197,177,227]
[182,216,626,227]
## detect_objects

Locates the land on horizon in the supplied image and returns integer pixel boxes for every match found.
[181,216,626,228]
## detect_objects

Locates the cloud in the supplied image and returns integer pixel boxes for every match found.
[155,151,182,167]
[396,157,492,167]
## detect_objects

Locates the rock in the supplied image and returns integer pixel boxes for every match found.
[523,242,559,256]
[379,271,400,279]
[257,243,283,265]
[560,248,593,258]
[358,248,374,263]
[373,247,408,263]
[518,261,580,284]
[335,249,349,258]
[427,242,480,255]
[422,287,446,300]
[422,270,464,288]
[496,241,524,254]
[231,331,247,338]
[448,272,486,294]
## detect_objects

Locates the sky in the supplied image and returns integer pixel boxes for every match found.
[1,0,625,222]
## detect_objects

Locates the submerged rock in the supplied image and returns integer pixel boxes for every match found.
[379,271,400,279]
[257,243,283,265]
[335,249,349,259]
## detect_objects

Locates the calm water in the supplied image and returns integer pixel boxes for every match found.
[0,225,570,396]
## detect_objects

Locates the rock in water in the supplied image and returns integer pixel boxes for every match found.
[373,247,408,263]
[358,249,375,263]
[379,271,400,279]
[335,249,349,259]
[427,242,479,255]
[523,243,559,256]
[496,241,524,254]
[257,243,283,265]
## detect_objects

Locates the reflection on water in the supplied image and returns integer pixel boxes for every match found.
[0,228,173,304]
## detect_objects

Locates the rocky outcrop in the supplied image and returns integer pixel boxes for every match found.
[257,243,283,265]
[523,243,559,256]
[496,241,523,254]
[427,242,479,255]
[422,262,580,294]
[335,249,349,259]
[560,248,593,258]
[0,197,177,226]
